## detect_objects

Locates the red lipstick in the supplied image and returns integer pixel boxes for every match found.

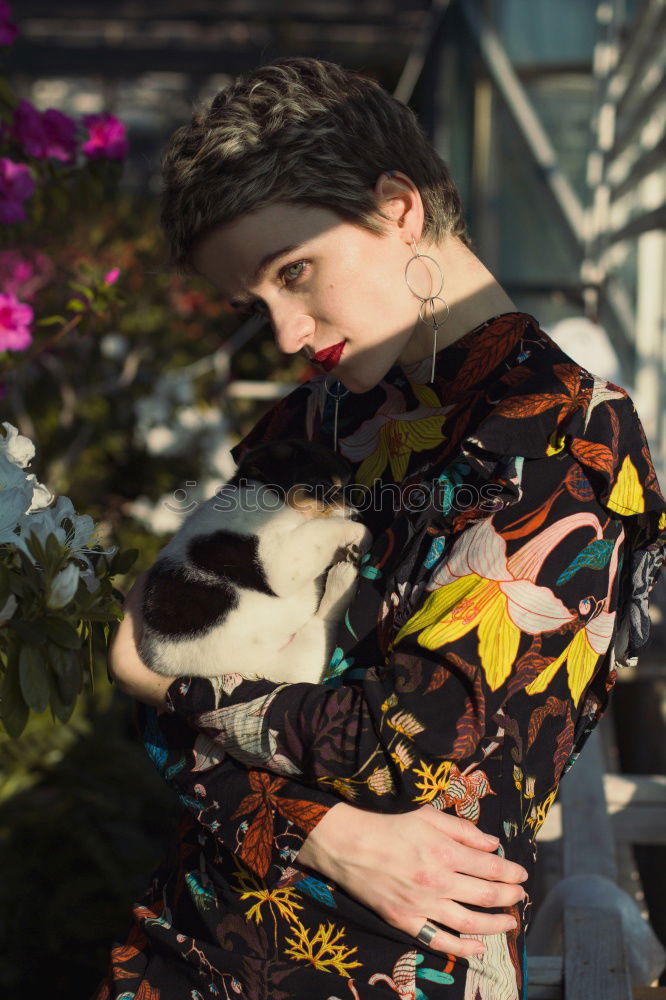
[313,340,345,371]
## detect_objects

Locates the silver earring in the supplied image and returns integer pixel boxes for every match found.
[323,376,349,452]
[404,236,449,382]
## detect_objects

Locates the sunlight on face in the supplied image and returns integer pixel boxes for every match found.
[190,202,422,394]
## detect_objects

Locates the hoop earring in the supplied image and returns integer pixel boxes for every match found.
[404,236,450,382]
[324,376,349,452]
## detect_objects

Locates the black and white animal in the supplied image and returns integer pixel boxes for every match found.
[139,439,372,684]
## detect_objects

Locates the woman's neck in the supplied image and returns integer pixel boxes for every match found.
[397,236,518,367]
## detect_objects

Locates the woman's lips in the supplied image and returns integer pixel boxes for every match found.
[313,341,345,371]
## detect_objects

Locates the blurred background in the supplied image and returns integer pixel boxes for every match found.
[1,0,665,996]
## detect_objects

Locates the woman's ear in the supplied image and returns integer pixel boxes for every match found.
[372,170,424,245]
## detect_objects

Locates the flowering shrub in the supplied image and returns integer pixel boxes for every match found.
[0,3,139,735]
[0,421,135,736]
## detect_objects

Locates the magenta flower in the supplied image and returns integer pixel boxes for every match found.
[0,158,35,224]
[103,267,120,286]
[0,248,54,301]
[82,113,128,161]
[0,1,17,47]
[42,108,77,162]
[0,293,33,352]
[13,100,76,163]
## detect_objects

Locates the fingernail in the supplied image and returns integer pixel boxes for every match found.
[484,834,499,846]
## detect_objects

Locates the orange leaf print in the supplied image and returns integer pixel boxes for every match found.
[276,797,330,833]
[494,393,568,420]
[111,967,138,980]
[136,982,161,1000]
[455,315,530,391]
[570,439,615,477]
[527,695,568,750]
[239,807,275,878]
[553,363,584,398]
[111,921,148,964]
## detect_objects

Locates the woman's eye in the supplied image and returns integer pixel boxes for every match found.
[281,260,308,284]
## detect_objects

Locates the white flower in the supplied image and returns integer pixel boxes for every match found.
[26,474,54,513]
[0,593,17,624]
[0,422,35,469]
[46,562,80,609]
[13,505,66,561]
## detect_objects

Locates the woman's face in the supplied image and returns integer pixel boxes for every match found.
[190,198,426,394]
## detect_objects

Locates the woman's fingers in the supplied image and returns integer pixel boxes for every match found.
[430,898,520,936]
[442,870,527,910]
[420,806,528,884]
[395,913,486,960]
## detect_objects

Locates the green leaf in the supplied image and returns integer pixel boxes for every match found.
[19,644,50,713]
[69,281,94,300]
[66,299,86,312]
[45,532,65,567]
[109,548,139,576]
[43,617,83,649]
[49,646,82,703]
[36,316,66,327]
[0,652,28,738]
[48,672,76,724]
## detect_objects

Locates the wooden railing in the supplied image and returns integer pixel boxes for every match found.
[527,712,666,998]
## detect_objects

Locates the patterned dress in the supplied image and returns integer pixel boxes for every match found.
[94,312,666,1000]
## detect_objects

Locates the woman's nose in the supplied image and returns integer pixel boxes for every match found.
[270,304,315,355]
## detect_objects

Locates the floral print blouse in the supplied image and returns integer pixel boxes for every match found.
[94,312,666,1000]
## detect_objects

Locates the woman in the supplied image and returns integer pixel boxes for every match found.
[95,57,666,999]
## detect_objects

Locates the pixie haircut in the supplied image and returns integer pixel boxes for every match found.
[160,56,471,275]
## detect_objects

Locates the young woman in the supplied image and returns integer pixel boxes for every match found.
[95,57,666,1000]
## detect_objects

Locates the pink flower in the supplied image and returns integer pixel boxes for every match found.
[12,100,76,163]
[0,292,33,352]
[0,1,17,47]
[0,248,54,301]
[0,158,35,224]
[103,267,120,286]
[82,113,128,161]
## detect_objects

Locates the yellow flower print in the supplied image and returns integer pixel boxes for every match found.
[340,382,451,487]
[546,428,566,455]
[391,741,415,772]
[393,512,619,702]
[524,624,604,708]
[387,710,425,740]
[607,455,645,514]
[367,765,396,796]
[284,921,362,977]
[527,785,558,837]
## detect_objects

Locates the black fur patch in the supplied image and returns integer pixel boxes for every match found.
[187,531,276,596]
[143,558,239,637]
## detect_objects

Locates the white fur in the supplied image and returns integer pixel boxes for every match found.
[142,484,372,684]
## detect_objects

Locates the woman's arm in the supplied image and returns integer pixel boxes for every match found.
[111,574,528,961]
[163,453,628,799]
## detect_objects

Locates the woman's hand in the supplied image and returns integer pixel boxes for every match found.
[108,571,172,710]
[296,801,528,960]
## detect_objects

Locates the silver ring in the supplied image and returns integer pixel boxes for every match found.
[404,251,444,302]
[418,295,450,329]
[416,921,437,947]
[323,375,349,401]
